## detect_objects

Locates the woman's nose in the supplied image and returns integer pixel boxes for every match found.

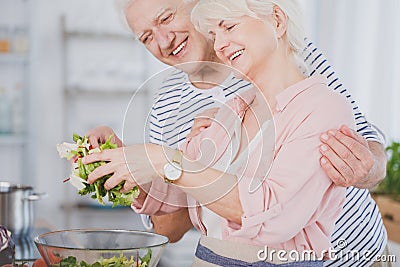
[213,33,229,53]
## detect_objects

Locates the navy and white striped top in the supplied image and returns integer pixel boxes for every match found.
[147,40,387,267]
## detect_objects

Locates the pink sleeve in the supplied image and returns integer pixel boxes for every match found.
[132,92,253,216]
[131,179,188,215]
[181,89,256,165]
[226,90,352,245]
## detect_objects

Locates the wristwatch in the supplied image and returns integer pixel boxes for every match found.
[163,150,183,183]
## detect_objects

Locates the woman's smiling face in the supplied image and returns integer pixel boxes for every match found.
[209,15,280,80]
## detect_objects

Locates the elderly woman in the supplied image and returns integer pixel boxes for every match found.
[84,0,355,266]
[186,0,351,265]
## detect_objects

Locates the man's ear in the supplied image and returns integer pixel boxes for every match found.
[272,5,288,38]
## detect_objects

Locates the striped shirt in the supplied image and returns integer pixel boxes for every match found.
[147,40,387,267]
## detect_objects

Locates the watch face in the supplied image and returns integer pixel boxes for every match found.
[164,162,182,181]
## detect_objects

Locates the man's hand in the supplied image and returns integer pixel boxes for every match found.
[86,126,123,148]
[186,108,218,141]
[319,125,386,189]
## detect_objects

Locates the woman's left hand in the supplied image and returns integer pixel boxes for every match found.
[82,143,167,191]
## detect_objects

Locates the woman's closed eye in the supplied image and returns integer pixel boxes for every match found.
[225,24,237,31]
[160,12,174,24]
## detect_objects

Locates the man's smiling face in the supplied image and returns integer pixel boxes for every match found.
[126,0,216,72]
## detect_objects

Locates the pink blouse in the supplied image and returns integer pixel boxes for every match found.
[132,75,352,255]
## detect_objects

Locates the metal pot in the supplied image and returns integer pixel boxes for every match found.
[0,182,46,237]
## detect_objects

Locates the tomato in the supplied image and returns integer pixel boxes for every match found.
[32,258,47,267]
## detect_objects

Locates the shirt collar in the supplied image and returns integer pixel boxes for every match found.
[275,75,327,112]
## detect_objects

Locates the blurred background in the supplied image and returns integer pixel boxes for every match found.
[0,0,399,265]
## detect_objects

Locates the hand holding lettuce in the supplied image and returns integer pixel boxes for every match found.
[57,134,139,207]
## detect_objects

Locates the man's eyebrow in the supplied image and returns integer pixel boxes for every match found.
[154,7,176,22]
[156,7,173,21]
[136,7,174,40]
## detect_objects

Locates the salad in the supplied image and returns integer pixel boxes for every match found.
[57,133,139,207]
[53,250,152,267]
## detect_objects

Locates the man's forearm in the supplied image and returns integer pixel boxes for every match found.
[355,141,387,189]
[151,209,193,243]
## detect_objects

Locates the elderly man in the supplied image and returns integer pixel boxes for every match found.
[86,0,388,266]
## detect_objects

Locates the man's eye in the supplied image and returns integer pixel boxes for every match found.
[141,34,153,44]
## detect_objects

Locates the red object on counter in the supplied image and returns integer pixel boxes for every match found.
[32,258,47,267]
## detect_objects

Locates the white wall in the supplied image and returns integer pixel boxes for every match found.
[299,0,400,142]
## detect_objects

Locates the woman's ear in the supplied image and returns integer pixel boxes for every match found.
[272,5,288,38]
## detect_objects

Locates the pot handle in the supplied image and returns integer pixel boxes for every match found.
[24,192,48,201]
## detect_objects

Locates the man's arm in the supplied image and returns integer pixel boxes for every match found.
[302,40,386,189]
[319,125,387,189]
[360,141,386,188]
[145,80,194,243]
[151,209,193,243]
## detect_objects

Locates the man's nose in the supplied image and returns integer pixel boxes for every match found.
[154,28,174,50]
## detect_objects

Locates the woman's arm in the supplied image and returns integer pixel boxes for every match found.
[175,91,257,224]
[82,86,350,240]
[224,88,352,244]
[130,178,188,216]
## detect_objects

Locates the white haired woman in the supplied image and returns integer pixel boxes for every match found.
[181,0,353,265]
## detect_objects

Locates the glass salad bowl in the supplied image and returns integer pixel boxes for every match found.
[34,229,169,267]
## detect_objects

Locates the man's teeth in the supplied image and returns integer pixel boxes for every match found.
[172,41,187,55]
[230,50,244,61]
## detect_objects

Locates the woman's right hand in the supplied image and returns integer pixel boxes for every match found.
[186,108,219,141]
[85,126,123,148]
